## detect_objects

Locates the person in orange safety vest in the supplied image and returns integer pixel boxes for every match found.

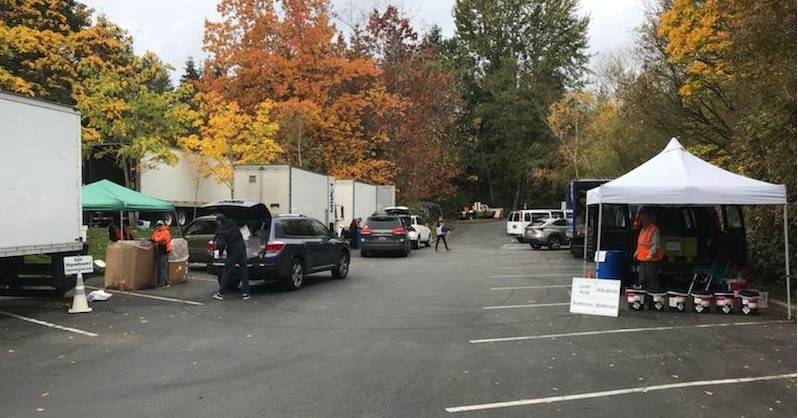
[634,209,663,291]
[151,220,172,288]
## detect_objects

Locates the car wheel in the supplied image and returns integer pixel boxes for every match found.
[530,243,540,250]
[548,236,561,250]
[332,252,350,280]
[284,259,305,291]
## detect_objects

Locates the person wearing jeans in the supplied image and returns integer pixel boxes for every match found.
[212,215,251,300]
[435,219,450,251]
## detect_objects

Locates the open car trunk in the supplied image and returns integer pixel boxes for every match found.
[199,200,272,259]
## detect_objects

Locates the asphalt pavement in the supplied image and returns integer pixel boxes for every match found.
[1,221,795,417]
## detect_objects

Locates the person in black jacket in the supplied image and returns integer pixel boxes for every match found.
[212,214,251,300]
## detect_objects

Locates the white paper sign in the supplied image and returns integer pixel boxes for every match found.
[63,255,94,275]
[594,251,606,262]
[569,277,621,317]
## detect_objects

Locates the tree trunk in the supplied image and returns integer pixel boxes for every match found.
[512,177,521,210]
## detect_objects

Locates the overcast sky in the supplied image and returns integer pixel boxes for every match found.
[81,0,647,81]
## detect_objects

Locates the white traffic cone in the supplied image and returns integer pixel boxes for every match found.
[68,273,92,314]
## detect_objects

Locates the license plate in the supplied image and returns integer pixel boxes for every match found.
[377,236,387,241]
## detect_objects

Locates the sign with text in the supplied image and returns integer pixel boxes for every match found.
[569,277,621,317]
[63,255,94,276]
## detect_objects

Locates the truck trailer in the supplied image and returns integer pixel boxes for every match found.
[334,180,377,233]
[139,149,231,225]
[233,165,336,229]
[376,185,396,212]
[0,91,85,296]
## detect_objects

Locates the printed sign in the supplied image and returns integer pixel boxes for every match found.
[569,277,621,317]
[63,255,94,275]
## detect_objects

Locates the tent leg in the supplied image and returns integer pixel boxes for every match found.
[596,204,604,263]
[784,204,791,320]
[582,202,589,275]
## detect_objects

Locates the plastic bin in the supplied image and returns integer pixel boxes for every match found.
[597,250,625,280]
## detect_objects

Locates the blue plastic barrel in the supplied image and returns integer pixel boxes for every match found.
[596,250,625,280]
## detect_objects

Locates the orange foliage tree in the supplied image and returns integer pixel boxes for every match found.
[201,0,404,185]
[356,6,461,202]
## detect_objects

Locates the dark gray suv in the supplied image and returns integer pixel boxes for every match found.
[360,214,411,257]
[205,201,350,290]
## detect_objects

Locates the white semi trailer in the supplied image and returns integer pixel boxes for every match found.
[0,91,84,296]
[376,185,396,212]
[139,149,231,225]
[334,180,379,233]
[233,165,336,228]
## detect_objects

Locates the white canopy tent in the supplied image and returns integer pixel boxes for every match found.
[583,138,790,317]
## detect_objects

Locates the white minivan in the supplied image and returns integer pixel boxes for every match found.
[506,209,565,241]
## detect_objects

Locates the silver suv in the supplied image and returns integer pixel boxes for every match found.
[523,218,570,250]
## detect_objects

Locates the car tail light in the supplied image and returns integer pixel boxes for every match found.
[206,240,214,253]
[265,241,286,254]
[361,226,373,235]
[391,226,405,235]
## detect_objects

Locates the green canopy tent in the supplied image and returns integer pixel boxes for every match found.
[82,180,175,213]
[82,180,177,234]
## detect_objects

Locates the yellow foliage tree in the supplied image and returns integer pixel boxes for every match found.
[657,0,733,97]
[179,92,282,190]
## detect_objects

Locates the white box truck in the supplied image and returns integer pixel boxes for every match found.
[334,180,379,233]
[233,165,336,228]
[139,149,231,225]
[376,185,396,211]
[0,91,84,296]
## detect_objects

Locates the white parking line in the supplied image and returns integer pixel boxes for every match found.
[490,285,572,290]
[492,266,583,270]
[86,286,204,306]
[490,274,575,278]
[469,319,793,344]
[0,310,98,337]
[445,373,797,413]
[483,302,570,310]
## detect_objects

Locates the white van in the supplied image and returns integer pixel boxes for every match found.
[506,209,565,241]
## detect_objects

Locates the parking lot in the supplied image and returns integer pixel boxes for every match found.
[1,221,795,417]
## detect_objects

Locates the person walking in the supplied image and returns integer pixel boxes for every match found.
[212,214,251,300]
[349,218,361,249]
[150,220,172,288]
[435,218,450,251]
[634,209,663,291]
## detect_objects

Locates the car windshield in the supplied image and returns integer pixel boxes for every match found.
[366,217,401,229]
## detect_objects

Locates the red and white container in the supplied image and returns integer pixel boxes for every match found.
[690,291,713,313]
[714,292,735,314]
[648,292,667,311]
[667,291,688,312]
[626,289,647,310]
[739,290,760,315]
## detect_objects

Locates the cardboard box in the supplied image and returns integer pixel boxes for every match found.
[103,240,156,290]
[168,261,189,286]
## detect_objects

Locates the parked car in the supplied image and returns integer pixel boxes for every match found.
[360,214,411,257]
[383,207,431,249]
[205,200,350,291]
[506,209,565,242]
[408,215,431,248]
[182,215,219,263]
[524,218,570,250]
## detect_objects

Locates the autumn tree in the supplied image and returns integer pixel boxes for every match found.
[179,92,281,190]
[356,7,462,202]
[75,51,197,188]
[201,0,404,185]
[0,0,91,103]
